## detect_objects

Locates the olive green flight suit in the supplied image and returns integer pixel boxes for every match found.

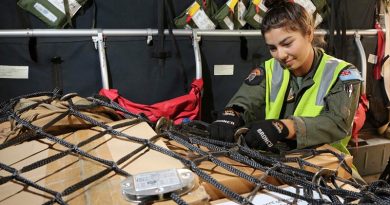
[226,48,362,151]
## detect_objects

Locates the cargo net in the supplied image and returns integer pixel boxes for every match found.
[0,90,390,205]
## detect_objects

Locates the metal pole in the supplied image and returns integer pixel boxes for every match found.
[192,30,202,80]
[92,31,109,89]
[354,32,367,95]
[0,29,192,37]
[0,29,99,37]
[0,29,383,37]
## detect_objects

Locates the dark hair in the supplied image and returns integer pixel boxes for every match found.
[260,1,313,36]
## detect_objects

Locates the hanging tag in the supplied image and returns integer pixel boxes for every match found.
[294,0,316,15]
[187,1,201,17]
[253,0,268,12]
[253,13,263,23]
[251,0,265,23]
[186,1,215,29]
[237,1,247,27]
[368,54,378,65]
[253,0,261,5]
[192,9,216,29]
[47,0,82,17]
[33,3,58,23]
[314,13,323,27]
[226,0,239,11]
[223,16,234,30]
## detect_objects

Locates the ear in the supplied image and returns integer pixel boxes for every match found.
[306,28,314,42]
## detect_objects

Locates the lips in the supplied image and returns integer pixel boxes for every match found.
[284,59,294,67]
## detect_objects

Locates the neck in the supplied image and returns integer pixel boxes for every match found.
[292,47,314,77]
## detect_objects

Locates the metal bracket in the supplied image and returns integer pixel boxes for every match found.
[192,30,201,43]
[155,117,173,134]
[234,127,249,146]
[311,168,337,200]
[146,28,153,45]
[92,31,104,49]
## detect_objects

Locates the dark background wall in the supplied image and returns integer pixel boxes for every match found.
[0,0,385,124]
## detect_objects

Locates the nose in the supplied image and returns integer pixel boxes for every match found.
[276,48,288,61]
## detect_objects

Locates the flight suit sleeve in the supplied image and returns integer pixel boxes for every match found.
[292,66,362,149]
[225,67,267,123]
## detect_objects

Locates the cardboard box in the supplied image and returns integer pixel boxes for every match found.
[154,186,210,205]
[166,140,282,201]
[285,144,353,179]
[210,182,360,204]
[0,119,209,205]
[197,156,280,201]
[166,141,353,201]
[0,113,354,204]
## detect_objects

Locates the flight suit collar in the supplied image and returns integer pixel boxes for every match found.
[292,47,324,92]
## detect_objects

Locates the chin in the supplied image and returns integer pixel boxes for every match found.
[286,66,297,71]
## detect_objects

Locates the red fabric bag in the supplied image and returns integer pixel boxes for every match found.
[352,95,369,146]
[374,22,385,80]
[99,79,203,124]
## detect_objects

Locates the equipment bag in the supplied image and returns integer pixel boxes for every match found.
[17,0,89,28]
[213,0,249,30]
[99,79,203,125]
[292,0,328,27]
[243,0,267,29]
[174,0,218,29]
[244,0,328,29]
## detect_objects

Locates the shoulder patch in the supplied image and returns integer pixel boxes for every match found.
[339,68,363,82]
[244,67,264,86]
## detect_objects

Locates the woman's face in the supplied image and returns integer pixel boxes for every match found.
[264,27,314,76]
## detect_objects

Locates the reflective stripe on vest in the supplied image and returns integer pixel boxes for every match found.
[265,59,290,119]
[265,53,350,119]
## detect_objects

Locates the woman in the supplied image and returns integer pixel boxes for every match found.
[209,1,362,155]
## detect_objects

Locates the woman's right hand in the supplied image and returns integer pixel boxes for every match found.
[208,108,244,142]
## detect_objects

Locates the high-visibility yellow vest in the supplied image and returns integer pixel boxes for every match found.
[264,53,351,154]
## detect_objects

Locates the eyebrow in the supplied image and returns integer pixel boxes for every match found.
[266,36,293,47]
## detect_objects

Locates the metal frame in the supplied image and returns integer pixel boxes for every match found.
[92,30,109,89]
[0,28,381,37]
[0,29,381,89]
[354,33,368,95]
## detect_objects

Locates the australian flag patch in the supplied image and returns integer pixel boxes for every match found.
[339,68,363,81]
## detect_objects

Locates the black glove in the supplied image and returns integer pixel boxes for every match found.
[244,120,289,150]
[209,108,244,142]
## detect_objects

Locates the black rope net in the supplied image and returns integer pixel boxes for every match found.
[0,90,389,205]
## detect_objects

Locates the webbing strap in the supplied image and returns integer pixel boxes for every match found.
[51,56,64,90]
[164,0,189,92]
[327,0,347,59]
[63,0,73,28]
[153,0,170,60]
[152,0,189,93]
